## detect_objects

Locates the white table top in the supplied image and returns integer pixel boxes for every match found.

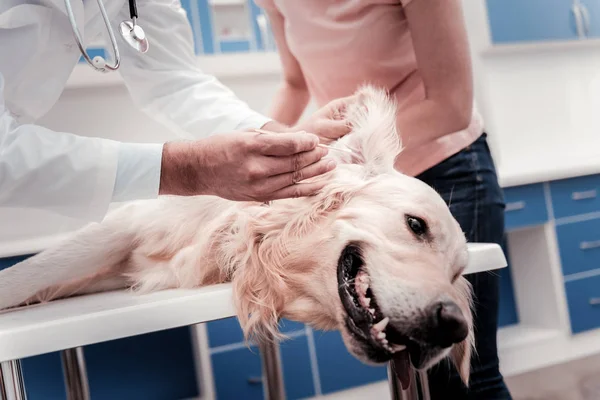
[0,243,506,362]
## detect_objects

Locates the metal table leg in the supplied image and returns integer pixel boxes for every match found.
[0,360,27,400]
[388,361,418,400]
[418,371,431,400]
[387,362,431,400]
[61,347,90,400]
[259,338,286,400]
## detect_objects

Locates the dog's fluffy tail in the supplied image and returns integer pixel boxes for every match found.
[0,220,136,310]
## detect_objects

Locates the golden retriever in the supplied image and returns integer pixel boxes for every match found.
[0,86,473,386]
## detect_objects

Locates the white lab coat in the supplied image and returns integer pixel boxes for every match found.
[0,0,270,237]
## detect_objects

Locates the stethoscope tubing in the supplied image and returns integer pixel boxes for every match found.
[64,0,144,73]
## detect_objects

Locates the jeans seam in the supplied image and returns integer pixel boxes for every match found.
[469,148,480,243]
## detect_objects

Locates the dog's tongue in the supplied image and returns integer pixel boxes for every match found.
[392,350,411,390]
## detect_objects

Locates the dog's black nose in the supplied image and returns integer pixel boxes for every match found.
[427,301,468,348]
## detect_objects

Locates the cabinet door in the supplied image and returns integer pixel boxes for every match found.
[486,0,579,43]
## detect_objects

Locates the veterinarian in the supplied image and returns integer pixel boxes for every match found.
[256,0,512,398]
[0,0,354,223]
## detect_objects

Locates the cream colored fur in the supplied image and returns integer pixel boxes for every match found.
[0,86,473,383]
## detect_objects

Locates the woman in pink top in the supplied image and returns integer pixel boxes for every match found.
[256,0,511,398]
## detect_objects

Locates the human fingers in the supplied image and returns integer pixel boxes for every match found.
[254,131,319,156]
[263,157,336,193]
[267,180,329,200]
[323,94,357,118]
[316,119,351,141]
[264,146,328,176]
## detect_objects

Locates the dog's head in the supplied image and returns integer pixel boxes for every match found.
[230,86,473,384]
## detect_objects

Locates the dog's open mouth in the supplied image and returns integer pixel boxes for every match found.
[337,244,422,387]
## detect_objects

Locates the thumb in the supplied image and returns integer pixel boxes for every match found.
[325,94,359,119]
[319,119,351,141]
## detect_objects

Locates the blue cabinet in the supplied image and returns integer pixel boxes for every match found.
[550,174,600,219]
[503,183,549,231]
[556,218,600,276]
[565,274,600,334]
[486,0,579,43]
[206,317,314,399]
[314,331,387,394]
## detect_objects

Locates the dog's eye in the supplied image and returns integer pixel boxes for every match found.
[406,215,427,236]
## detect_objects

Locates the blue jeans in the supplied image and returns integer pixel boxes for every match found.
[416,133,512,399]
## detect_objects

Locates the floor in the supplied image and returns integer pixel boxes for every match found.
[306,353,600,400]
[504,353,600,400]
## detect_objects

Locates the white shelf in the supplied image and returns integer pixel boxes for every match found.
[66,52,282,90]
[217,35,252,42]
[498,325,562,353]
[208,0,245,6]
[499,324,600,378]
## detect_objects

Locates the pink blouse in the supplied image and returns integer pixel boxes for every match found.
[255,0,483,176]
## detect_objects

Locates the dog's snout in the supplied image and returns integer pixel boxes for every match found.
[428,301,468,348]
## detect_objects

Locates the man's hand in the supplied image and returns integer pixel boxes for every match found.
[159,130,336,201]
[263,95,356,144]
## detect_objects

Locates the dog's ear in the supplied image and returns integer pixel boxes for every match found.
[450,330,474,385]
[449,277,475,385]
[230,189,350,343]
[230,214,288,345]
[334,85,402,175]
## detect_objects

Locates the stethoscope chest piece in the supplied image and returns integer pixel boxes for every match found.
[119,20,149,53]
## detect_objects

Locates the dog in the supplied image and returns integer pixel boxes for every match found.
[0,86,473,387]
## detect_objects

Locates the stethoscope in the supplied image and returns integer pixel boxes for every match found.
[64,0,149,73]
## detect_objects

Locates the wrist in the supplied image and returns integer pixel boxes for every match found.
[159,141,209,196]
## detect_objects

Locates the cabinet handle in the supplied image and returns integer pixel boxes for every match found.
[581,3,591,36]
[572,1,587,38]
[589,298,600,306]
[580,240,600,250]
[247,376,263,385]
[572,189,597,201]
[505,201,526,212]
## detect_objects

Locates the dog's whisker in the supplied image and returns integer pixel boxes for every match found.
[448,184,455,208]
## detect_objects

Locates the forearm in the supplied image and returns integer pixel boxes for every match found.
[400,0,474,148]
[396,99,472,149]
[269,82,310,126]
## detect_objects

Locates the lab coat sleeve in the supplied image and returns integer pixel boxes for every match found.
[0,73,163,220]
[114,0,272,139]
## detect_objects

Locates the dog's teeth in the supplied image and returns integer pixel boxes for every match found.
[373,317,389,332]
[364,297,371,307]
[369,308,376,316]
[381,338,388,345]
[377,332,386,340]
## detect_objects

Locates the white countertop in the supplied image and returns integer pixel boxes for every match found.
[0,243,505,362]
[497,152,600,188]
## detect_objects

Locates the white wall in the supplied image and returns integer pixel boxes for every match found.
[39,74,285,144]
